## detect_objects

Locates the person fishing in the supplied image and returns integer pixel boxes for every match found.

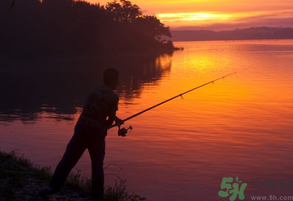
[39,69,236,200]
[39,68,123,201]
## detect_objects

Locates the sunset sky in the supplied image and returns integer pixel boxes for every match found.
[88,0,293,31]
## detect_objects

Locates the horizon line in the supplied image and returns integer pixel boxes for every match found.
[170,25,293,32]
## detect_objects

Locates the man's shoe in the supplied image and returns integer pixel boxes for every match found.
[39,188,57,197]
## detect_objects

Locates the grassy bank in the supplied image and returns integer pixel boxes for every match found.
[0,150,145,201]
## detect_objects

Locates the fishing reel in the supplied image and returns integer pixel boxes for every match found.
[118,125,132,137]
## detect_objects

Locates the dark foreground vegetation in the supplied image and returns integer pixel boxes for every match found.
[0,150,145,201]
[0,0,177,58]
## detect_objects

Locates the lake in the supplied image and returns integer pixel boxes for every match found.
[1,40,293,201]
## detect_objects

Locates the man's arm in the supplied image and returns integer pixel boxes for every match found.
[106,94,121,128]
[106,107,123,128]
[114,116,124,125]
[106,115,123,128]
[106,110,116,128]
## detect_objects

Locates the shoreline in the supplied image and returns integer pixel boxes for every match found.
[0,150,92,201]
[0,150,145,201]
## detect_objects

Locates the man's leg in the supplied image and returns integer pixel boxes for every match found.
[49,123,87,191]
[87,129,106,199]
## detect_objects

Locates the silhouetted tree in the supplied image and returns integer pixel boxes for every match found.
[134,15,171,40]
[105,0,141,23]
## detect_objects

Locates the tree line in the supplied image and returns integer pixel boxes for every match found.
[171,27,293,41]
[0,0,175,58]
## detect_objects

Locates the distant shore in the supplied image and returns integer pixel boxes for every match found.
[170,26,293,41]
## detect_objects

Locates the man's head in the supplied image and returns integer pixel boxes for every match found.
[103,68,119,90]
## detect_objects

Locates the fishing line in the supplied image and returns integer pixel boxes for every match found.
[110,72,237,137]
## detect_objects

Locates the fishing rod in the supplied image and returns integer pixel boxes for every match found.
[110,72,237,137]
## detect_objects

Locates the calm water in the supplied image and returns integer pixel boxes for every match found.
[1,40,293,201]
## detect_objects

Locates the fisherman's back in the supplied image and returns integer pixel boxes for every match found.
[77,85,119,130]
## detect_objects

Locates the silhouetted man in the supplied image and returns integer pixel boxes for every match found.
[39,68,123,201]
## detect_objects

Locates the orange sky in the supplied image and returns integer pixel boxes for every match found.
[88,0,293,31]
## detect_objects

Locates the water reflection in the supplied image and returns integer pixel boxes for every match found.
[0,53,172,123]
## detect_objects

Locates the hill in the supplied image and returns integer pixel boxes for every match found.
[170,27,293,41]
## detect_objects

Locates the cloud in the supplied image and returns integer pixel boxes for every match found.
[86,0,293,31]
[160,9,293,31]
[157,12,232,22]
